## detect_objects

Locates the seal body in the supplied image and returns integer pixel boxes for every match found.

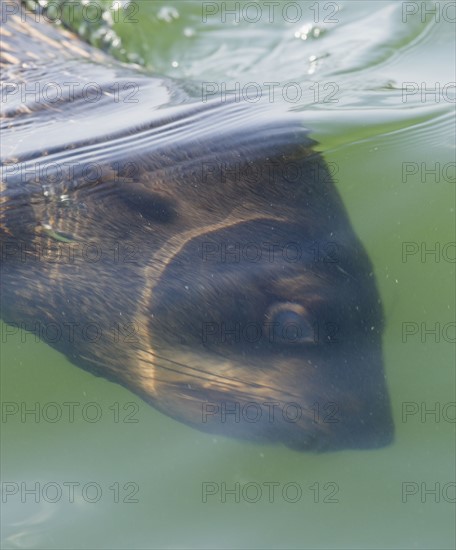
[0,0,394,451]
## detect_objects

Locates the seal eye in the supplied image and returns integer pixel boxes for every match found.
[266,302,314,345]
[117,186,176,223]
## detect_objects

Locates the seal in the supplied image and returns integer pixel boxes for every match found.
[0,0,394,451]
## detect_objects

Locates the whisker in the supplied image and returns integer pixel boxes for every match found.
[141,349,304,400]
[79,351,303,401]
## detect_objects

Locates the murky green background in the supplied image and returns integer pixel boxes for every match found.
[1,1,455,548]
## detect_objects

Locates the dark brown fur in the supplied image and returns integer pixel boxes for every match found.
[0,0,393,451]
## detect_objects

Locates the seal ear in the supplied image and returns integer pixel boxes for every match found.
[114,182,177,224]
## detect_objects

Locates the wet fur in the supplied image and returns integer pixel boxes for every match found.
[0,0,394,451]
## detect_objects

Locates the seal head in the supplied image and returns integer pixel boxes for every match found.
[0,0,394,451]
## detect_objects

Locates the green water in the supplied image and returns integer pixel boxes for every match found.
[1,1,455,548]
